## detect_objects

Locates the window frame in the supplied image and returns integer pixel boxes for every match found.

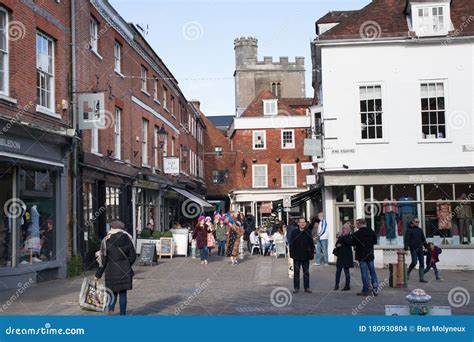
[281,163,297,188]
[114,41,122,73]
[114,107,121,160]
[162,87,168,109]
[358,83,384,141]
[281,129,295,149]
[252,164,268,188]
[271,82,281,97]
[89,17,99,53]
[0,8,9,96]
[419,80,447,140]
[140,65,148,93]
[413,4,449,36]
[252,130,266,150]
[263,99,278,115]
[142,119,149,166]
[36,31,55,113]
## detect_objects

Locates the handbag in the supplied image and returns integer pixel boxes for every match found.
[332,245,340,256]
[79,278,111,312]
[207,233,216,248]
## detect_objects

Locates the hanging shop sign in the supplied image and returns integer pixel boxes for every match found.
[303,139,322,158]
[306,174,317,185]
[78,93,106,130]
[260,202,273,214]
[164,157,180,174]
[301,162,315,170]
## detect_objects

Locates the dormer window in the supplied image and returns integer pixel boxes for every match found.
[263,99,278,115]
[412,3,449,36]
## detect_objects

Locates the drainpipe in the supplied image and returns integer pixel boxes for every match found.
[71,0,78,256]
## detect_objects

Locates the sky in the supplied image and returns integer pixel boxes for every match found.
[110,0,370,116]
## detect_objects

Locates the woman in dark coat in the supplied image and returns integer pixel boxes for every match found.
[95,221,136,315]
[192,216,209,265]
[225,217,244,265]
[334,222,354,291]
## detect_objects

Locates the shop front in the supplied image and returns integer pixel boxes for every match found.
[323,170,474,270]
[0,130,69,289]
[79,153,135,266]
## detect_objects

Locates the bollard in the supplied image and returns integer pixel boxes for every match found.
[397,249,407,288]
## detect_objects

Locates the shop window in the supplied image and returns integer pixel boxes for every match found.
[423,183,454,201]
[17,169,56,265]
[105,186,120,225]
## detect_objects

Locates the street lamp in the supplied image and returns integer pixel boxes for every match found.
[181,146,190,160]
[157,125,168,148]
[241,159,248,178]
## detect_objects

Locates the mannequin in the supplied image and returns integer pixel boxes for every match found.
[436,197,452,244]
[383,198,398,242]
[26,205,42,262]
[457,193,472,244]
[398,195,416,236]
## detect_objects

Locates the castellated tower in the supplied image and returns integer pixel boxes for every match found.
[234,37,306,116]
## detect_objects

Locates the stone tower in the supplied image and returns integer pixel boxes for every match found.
[234,37,306,116]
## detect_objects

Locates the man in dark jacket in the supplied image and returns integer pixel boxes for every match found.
[404,217,428,283]
[243,215,255,252]
[289,217,315,293]
[352,218,379,296]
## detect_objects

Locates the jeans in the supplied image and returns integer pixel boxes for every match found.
[315,239,328,265]
[385,212,396,240]
[425,263,440,279]
[335,267,350,288]
[293,259,310,290]
[199,246,209,261]
[217,240,226,256]
[263,242,272,254]
[359,261,379,293]
[409,248,424,270]
[109,290,127,315]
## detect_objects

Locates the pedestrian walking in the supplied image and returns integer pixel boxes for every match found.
[333,222,353,291]
[289,217,315,293]
[214,214,227,256]
[225,216,244,265]
[404,217,428,283]
[424,242,443,281]
[352,218,379,296]
[193,216,209,265]
[206,216,215,256]
[313,212,329,266]
[286,218,296,279]
[95,221,136,315]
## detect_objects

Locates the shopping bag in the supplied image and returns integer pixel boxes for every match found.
[79,277,110,312]
[207,234,216,248]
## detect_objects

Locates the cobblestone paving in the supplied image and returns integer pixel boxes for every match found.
[0,254,472,316]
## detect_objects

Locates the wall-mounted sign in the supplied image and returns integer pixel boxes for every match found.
[306,174,317,185]
[260,202,272,214]
[331,149,355,154]
[164,157,180,174]
[304,139,322,157]
[301,162,314,170]
[283,196,292,209]
[78,93,106,130]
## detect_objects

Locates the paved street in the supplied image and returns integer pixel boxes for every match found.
[0,254,472,316]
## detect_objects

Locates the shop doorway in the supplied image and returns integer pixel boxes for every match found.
[336,205,356,233]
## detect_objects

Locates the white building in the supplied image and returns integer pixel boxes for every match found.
[312,0,474,269]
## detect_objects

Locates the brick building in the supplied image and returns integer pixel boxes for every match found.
[75,1,209,265]
[0,0,73,287]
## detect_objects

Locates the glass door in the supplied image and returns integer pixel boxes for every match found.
[336,205,356,234]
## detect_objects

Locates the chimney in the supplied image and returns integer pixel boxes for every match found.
[190,100,201,111]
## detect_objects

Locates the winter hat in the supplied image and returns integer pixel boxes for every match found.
[110,220,125,230]
[198,215,205,222]
[205,216,212,221]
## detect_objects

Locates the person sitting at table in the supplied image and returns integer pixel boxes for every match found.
[249,228,259,245]
[259,227,272,256]
[272,225,285,243]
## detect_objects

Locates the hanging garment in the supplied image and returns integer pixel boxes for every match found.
[436,200,452,230]
[398,196,416,236]
[26,205,41,254]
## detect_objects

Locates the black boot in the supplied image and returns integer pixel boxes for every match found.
[419,268,428,283]
[407,265,414,280]
[333,285,339,291]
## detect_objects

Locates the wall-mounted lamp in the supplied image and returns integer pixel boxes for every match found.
[241,159,248,178]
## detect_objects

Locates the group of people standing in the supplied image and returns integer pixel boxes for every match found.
[192,213,244,266]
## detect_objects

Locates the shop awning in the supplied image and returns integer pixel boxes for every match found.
[273,184,322,210]
[169,186,215,210]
